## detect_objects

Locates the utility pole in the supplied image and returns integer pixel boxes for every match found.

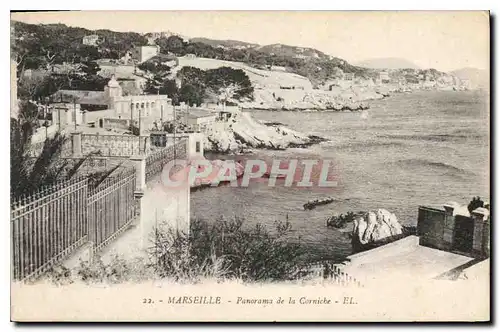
[73,96,77,131]
[130,100,134,132]
[138,105,143,155]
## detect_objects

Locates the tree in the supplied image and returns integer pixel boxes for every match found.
[177,66,206,87]
[157,35,186,55]
[178,83,205,106]
[17,71,51,101]
[144,76,180,105]
[204,67,254,100]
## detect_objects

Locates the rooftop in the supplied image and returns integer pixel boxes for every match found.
[343,236,475,285]
[187,109,217,119]
[52,90,108,106]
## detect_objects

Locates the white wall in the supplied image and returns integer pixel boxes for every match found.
[188,133,204,159]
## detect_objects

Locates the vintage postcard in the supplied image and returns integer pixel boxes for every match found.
[10,10,490,322]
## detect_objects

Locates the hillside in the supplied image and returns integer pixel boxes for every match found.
[189,37,258,49]
[449,67,489,89]
[172,56,313,91]
[255,43,330,61]
[355,58,420,69]
[11,19,373,87]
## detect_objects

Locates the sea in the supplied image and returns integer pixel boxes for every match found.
[191,90,490,261]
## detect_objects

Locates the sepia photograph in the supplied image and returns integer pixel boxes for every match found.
[9,10,490,322]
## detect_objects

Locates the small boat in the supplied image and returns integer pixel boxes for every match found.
[303,197,335,210]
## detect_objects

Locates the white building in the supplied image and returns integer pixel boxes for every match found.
[182,109,217,132]
[51,103,83,127]
[105,76,174,124]
[131,45,160,63]
[83,34,99,46]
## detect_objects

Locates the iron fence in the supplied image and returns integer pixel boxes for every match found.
[11,168,138,282]
[11,177,89,281]
[145,139,188,182]
[302,261,363,287]
[87,168,138,253]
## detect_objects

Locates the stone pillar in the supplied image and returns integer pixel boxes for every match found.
[443,202,458,247]
[471,207,490,257]
[82,111,87,124]
[71,132,82,157]
[131,155,146,194]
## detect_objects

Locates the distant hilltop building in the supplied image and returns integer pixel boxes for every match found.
[82,34,100,46]
[379,71,390,84]
[131,45,160,63]
[146,31,189,42]
[344,73,355,81]
[269,65,287,72]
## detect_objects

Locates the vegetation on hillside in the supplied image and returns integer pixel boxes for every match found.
[12,21,146,71]
[12,20,371,88]
[142,65,254,106]
[12,20,455,92]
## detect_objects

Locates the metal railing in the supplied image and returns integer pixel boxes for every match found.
[87,168,137,253]
[302,261,363,287]
[11,168,139,282]
[145,139,188,182]
[11,177,89,281]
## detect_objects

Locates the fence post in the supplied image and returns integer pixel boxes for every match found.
[71,132,82,157]
[130,155,146,246]
[443,202,458,249]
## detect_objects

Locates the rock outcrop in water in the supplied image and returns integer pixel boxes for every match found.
[190,159,245,190]
[351,209,403,253]
[205,111,320,153]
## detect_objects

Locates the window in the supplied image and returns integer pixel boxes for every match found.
[196,141,201,153]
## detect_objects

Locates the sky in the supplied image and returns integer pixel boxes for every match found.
[11,11,490,72]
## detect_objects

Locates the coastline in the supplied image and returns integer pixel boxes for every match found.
[204,85,471,154]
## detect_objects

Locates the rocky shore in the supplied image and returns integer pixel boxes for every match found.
[203,83,428,153]
[239,85,398,112]
[204,111,325,153]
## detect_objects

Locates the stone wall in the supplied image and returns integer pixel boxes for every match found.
[417,206,446,250]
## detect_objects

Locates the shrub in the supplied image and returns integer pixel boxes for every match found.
[150,216,309,282]
[41,217,313,284]
[467,196,485,214]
